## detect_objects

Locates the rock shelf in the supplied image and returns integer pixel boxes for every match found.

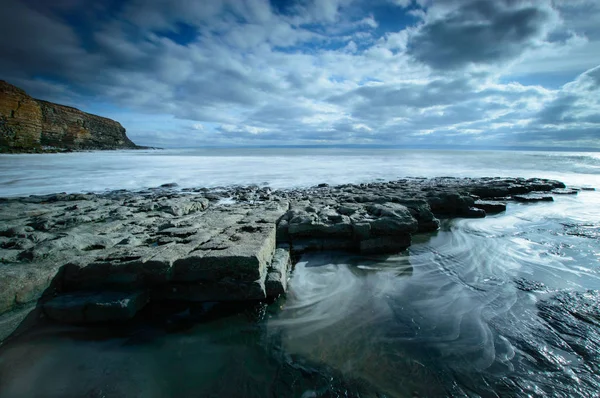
[0,177,573,342]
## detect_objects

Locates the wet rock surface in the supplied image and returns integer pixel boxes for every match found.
[0,177,568,342]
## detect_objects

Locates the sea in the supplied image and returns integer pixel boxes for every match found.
[0,148,599,397]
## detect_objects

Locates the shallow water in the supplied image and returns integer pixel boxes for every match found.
[1,149,600,397]
[272,192,600,397]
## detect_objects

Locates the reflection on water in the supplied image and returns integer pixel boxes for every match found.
[271,191,600,397]
[0,306,379,398]
[1,192,600,397]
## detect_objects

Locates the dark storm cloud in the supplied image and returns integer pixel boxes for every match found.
[0,0,86,78]
[407,0,554,69]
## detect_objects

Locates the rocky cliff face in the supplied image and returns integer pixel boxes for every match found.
[0,81,138,152]
[0,81,43,149]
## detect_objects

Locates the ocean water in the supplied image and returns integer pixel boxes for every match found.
[0,148,599,196]
[1,148,600,397]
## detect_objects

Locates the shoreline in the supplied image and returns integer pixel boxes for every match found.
[3,145,600,154]
[0,177,582,344]
[0,146,160,155]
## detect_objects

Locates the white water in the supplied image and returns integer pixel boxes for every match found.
[0,148,599,196]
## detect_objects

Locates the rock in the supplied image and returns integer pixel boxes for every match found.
[464,207,486,218]
[415,219,440,232]
[426,192,475,217]
[513,194,554,203]
[470,186,510,198]
[62,247,171,291]
[172,223,276,284]
[1,80,140,152]
[360,236,412,254]
[265,248,292,297]
[514,278,548,292]
[526,177,565,190]
[352,222,371,240]
[159,198,209,216]
[287,209,353,239]
[0,249,21,263]
[397,200,439,233]
[473,200,507,214]
[276,220,290,242]
[337,205,358,216]
[0,176,572,342]
[43,291,148,323]
[0,226,34,238]
[153,280,266,302]
[291,238,355,253]
[0,264,61,315]
[285,201,419,254]
[366,204,418,235]
[0,81,43,150]
[0,303,37,343]
[551,188,578,195]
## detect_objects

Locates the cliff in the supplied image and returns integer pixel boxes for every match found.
[0,81,139,152]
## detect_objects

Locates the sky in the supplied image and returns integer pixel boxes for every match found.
[1,0,599,149]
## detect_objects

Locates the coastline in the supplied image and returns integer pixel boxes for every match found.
[0,176,578,344]
[0,146,160,154]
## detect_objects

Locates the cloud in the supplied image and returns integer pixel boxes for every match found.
[389,0,413,7]
[0,0,599,149]
[406,0,558,70]
[536,65,600,127]
[0,0,86,78]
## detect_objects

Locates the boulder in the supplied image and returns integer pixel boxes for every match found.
[396,200,440,233]
[473,200,507,214]
[464,207,486,218]
[365,204,418,236]
[425,192,475,217]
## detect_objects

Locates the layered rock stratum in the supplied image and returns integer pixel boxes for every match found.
[0,177,576,343]
[0,81,139,152]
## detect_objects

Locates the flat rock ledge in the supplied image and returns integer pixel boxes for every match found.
[0,177,572,342]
